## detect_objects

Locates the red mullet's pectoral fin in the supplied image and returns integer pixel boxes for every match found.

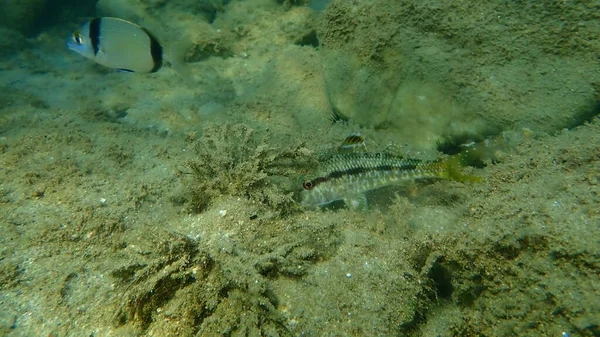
[344,193,368,210]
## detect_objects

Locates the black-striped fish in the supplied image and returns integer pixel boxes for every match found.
[301,134,477,209]
[67,17,163,73]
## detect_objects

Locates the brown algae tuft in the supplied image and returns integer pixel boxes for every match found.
[186,123,314,214]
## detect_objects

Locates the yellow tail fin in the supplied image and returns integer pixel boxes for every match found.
[443,156,481,183]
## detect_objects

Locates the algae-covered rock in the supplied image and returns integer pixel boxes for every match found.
[0,27,27,59]
[96,0,230,26]
[0,0,96,36]
[0,0,47,36]
[319,0,488,150]
[319,0,600,150]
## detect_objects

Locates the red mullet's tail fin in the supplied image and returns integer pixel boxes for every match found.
[442,155,482,183]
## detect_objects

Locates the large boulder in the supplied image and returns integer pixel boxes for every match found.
[0,0,48,36]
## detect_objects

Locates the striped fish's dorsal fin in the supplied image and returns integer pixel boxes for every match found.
[337,133,367,153]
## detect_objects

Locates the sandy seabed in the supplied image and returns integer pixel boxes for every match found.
[1,0,599,336]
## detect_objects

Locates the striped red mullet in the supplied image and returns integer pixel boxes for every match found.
[300,152,469,209]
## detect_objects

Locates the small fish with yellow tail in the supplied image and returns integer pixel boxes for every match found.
[300,133,479,209]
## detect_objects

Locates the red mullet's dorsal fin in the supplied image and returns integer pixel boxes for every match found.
[337,133,367,154]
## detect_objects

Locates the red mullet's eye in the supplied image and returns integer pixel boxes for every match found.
[303,180,314,190]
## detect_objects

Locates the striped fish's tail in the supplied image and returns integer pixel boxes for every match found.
[425,156,481,183]
[447,155,481,182]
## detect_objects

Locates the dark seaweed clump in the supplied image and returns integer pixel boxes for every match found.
[186,123,314,214]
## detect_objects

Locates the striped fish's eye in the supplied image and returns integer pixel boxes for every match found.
[303,180,314,190]
[73,33,84,45]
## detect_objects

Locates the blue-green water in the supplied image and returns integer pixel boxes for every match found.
[0,1,599,336]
